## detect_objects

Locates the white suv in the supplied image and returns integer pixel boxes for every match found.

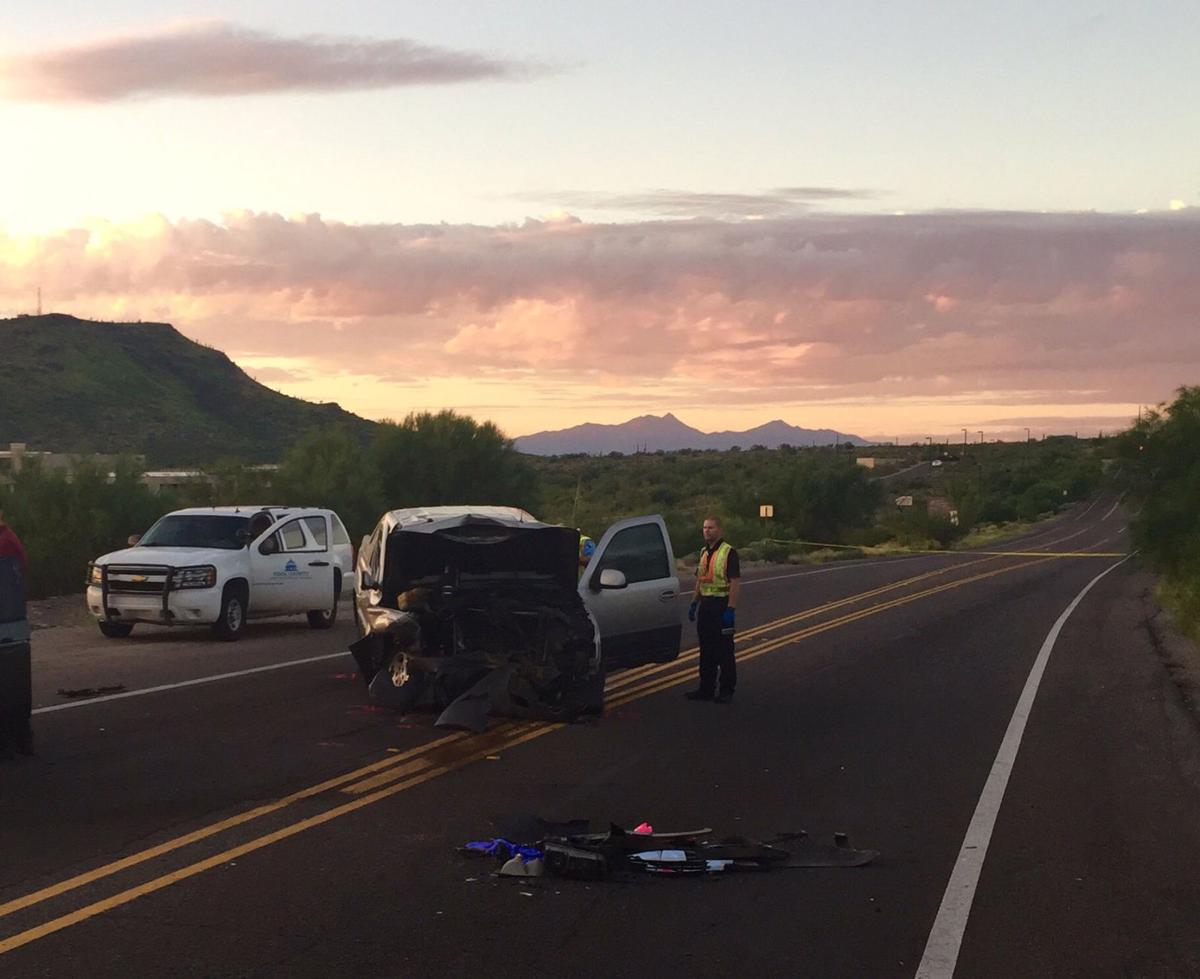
[86,506,354,641]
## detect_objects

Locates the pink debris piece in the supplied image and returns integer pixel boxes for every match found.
[633,822,654,835]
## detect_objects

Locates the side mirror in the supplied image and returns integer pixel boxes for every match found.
[259,536,280,556]
[598,568,627,590]
[234,529,251,547]
[127,534,142,547]
[360,571,379,591]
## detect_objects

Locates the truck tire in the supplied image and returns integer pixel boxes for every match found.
[98,621,134,639]
[307,572,340,630]
[213,583,247,641]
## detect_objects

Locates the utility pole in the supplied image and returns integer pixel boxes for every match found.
[978,430,983,444]
[37,287,42,316]
[961,429,967,454]
[1025,427,1030,443]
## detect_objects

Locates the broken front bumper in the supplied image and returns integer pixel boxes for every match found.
[350,591,602,731]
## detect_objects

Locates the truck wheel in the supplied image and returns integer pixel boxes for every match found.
[98,621,134,639]
[307,574,339,630]
[213,584,247,641]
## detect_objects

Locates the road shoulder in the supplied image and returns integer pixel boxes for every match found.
[1138,571,1200,730]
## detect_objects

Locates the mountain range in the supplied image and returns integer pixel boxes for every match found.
[1,315,869,464]
[514,413,868,455]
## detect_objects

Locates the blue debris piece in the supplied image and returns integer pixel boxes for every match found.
[464,838,543,861]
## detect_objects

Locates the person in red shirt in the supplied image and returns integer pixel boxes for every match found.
[0,510,28,577]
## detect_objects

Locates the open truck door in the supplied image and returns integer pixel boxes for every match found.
[579,514,683,668]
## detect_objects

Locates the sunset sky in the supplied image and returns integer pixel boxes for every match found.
[1,3,1196,442]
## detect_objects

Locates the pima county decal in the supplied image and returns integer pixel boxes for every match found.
[273,559,311,579]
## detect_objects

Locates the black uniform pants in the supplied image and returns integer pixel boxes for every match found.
[697,596,736,696]
[0,638,32,754]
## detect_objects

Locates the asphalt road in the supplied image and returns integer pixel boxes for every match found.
[3,495,1199,978]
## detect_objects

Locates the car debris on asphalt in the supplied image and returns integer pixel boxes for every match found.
[460,818,878,881]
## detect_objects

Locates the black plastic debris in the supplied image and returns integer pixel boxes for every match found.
[542,842,609,880]
[57,684,126,699]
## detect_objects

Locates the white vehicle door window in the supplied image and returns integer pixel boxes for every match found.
[580,515,682,668]
[302,516,329,550]
[280,520,309,552]
[331,515,351,546]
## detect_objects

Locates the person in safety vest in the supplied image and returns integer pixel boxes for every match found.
[577,531,595,578]
[684,515,740,704]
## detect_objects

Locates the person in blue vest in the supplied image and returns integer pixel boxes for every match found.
[685,515,741,704]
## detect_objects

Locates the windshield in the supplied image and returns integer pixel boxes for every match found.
[139,515,250,550]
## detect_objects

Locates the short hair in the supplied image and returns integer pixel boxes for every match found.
[703,515,723,529]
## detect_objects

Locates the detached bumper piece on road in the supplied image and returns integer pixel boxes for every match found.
[461,820,878,880]
[350,588,601,733]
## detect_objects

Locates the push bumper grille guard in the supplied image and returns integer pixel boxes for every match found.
[100,564,176,622]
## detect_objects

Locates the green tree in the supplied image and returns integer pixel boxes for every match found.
[1116,386,1200,576]
[372,410,539,512]
[768,457,882,542]
[0,457,166,598]
[274,427,384,539]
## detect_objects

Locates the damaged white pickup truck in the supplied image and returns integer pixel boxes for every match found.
[349,506,683,730]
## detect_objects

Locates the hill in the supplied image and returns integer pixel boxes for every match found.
[0,314,378,465]
[513,412,868,455]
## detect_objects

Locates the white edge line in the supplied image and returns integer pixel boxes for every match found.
[914,553,1133,979]
[32,651,351,715]
[1101,490,1127,521]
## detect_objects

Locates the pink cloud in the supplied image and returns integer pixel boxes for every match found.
[0,21,542,103]
[2,208,1197,414]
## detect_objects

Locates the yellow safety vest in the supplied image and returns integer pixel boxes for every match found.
[698,541,732,597]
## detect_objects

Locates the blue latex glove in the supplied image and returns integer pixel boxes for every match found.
[722,608,736,630]
[687,601,698,622]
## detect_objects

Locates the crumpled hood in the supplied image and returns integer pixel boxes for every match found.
[93,545,239,567]
[383,515,579,594]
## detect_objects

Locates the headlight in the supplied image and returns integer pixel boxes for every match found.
[173,566,217,589]
[87,564,103,586]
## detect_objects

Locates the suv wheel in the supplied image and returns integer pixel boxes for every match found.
[98,620,134,639]
[307,573,340,630]
[213,584,247,641]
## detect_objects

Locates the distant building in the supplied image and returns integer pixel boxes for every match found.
[140,470,212,494]
[0,443,274,492]
[1,442,144,485]
[856,457,877,469]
